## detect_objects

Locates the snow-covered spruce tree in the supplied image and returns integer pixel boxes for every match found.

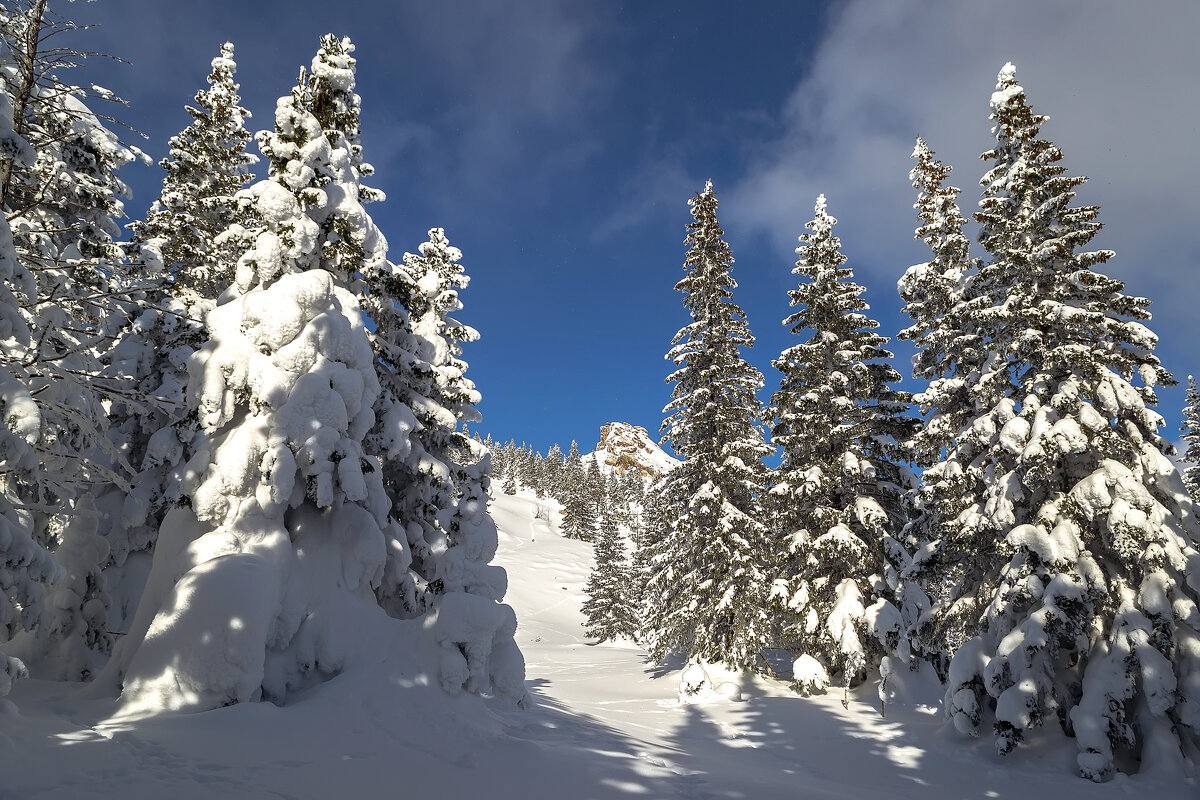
[389,228,504,618]
[128,41,255,295]
[364,227,498,619]
[630,477,667,622]
[544,442,564,500]
[0,90,59,695]
[582,514,639,642]
[604,472,628,529]
[622,463,645,506]
[560,479,598,541]
[502,466,518,496]
[490,439,506,478]
[99,42,258,633]
[518,443,538,488]
[566,439,583,474]
[896,137,981,672]
[104,36,526,712]
[622,467,647,549]
[769,194,915,694]
[1181,376,1200,503]
[532,452,547,498]
[403,231,499,603]
[584,457,605,516]
[899,137,981,464]
[558,440,594,540]
[929,64,1200,779]
[0,0,146,680]
[642,181,774,672]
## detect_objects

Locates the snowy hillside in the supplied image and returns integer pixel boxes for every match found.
[4,488,1192,799]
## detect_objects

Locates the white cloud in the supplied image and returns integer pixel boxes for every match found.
[728,0,1200,330]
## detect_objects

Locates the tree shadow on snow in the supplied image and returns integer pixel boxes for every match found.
[689,675,1083,800]
[486,677,680,799]
[640,652,686,681]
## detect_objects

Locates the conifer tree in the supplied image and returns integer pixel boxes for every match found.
[924,64,1199,779]
[100,42,258,630]
[0,0,141,680]
[532,452,547,499]
[544,443,565,500]
[642,181,774,672]
[770,194,914,692]
[491,439,507,479]
[584,458,605,517]
[0,85,58,694]
[105,36,526,711]
[898,138,979,396]
[566,440,583,470]
[557,440,590,538]
[367,225,494,615]
[128,41,255,295]
[1181,376,1200,502]
[517,444,537,489]
[582,515,638,642]
[897,138,980,670]
[630,480,667,620]
[604,472,626,528]
[560,464,597,542]
[0,0,140,508]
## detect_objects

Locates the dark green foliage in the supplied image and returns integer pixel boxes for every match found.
[582,515,639,642]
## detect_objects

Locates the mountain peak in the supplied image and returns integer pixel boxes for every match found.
[587,422,677,479]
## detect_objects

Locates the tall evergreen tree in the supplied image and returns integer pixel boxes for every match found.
[100,42,258,634]
[367,225,495,615]
[770,194,914,692]
[128,41,255,295]
[0,0,139,509]
[924,63,1199,779]
[501,466,518,496]
[897,137,981,670]
[557,440,590,538]
[400,231,497,607]
[104,36,526,711]
[0,0,140,681]
[641,181,774,672]
[560,466,597,542]
[1181,376,1200,503]
[584,457,605,518]
[544,443,565,500]
[0,80,58,695]
[582,515,638,643]
[532,452,547,499]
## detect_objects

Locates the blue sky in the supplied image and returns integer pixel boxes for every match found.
[75,0,1200,455]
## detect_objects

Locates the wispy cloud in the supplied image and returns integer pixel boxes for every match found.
[726,0,1200,417]
[728,0,1200,297]
[367,1,615,219]
[73,0,616,229]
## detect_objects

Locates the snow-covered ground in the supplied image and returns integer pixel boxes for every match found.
[1,490,1194,798]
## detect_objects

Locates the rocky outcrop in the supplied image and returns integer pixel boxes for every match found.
[588,422,678,480]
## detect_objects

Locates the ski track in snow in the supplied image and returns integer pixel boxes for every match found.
[0,488,1195,798]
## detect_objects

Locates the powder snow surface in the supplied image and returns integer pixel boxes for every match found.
[1,490,1195,798]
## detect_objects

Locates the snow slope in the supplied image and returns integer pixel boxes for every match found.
[0,489,1194,798]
